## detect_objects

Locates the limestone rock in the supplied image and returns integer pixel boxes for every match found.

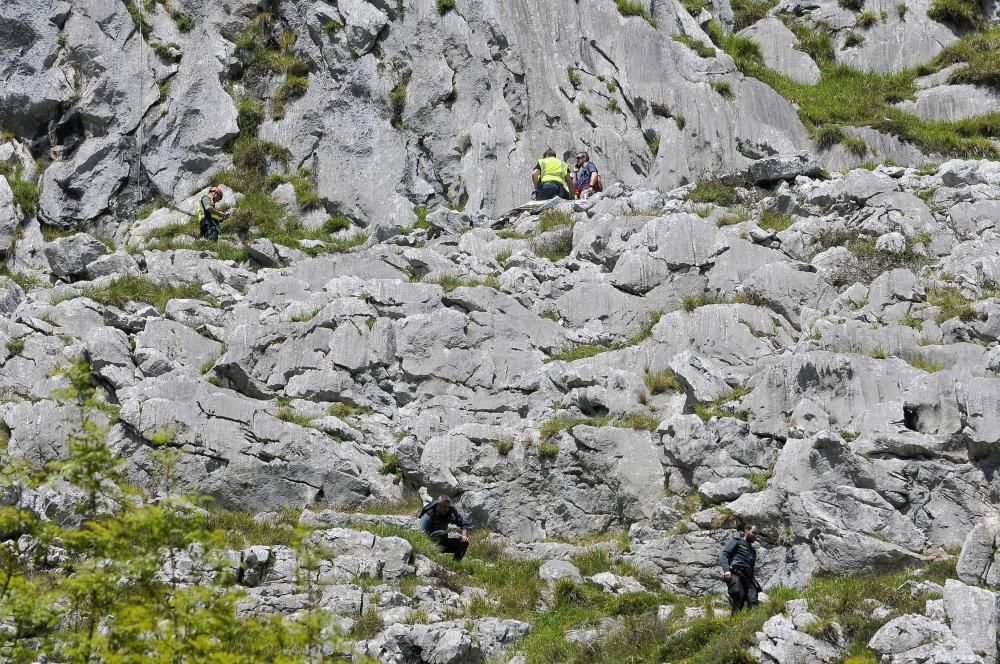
[43,233,110,278]
[748,152,821,184]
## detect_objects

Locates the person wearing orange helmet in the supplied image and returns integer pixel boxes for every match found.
[198,185,230,241]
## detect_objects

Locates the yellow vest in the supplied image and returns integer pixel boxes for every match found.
[537,157,568,187]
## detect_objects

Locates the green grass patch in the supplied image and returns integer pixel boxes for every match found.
[203,506,302,548]
[272,75,309,120]
[687,176,745,207]
[6,337,25,357]
[721,35,1000,158]
[78,277,210,312]
[906,356,945,372]
[389,71,412,130]
[9,173,39,216]
[681,294,727,311]
[567,67,582,88]
[539,210,573,232]
[673,35,716,58]
[927,0,986,29]
[746,469,773,491]
[732,0,777,30]
[922,26,1000,89]
[926,286,976,323]
[758,209,794,232]
[694,384,751,421]
[616,0,658,26]
[711,81,734,100]
[645,368,683,394]
[436,0,456,14]
[546,311,661,362]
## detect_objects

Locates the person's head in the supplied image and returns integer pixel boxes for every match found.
[543,148,556,159]
[575,151,589,166]
[209,185,224,202]
[435,496,453,513]
[742,524,759,543]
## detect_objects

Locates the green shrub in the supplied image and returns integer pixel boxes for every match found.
[578,102,592,117]
[436,0,456,14]
[323,19,344,35]
[747,469,773,490]
[928,0,985,29]
[673,35,716,58]
[897,3,908,17]
[236,97,264,135]
[377,452,402,476]
[530,229,574,262]
[838,0,865,9]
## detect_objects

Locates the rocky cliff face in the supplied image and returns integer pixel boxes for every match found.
[2,0,1000,661]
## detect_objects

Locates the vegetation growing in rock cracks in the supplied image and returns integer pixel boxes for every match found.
[718,29,1000,158]
[0,360,966,663]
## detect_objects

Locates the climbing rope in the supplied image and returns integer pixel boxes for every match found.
[134,0,145,208]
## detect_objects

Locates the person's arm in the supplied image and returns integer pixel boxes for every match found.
[531,166,540,188]
[565,172,576,197]
[452,509,470,541]
[720,539,737,577]
[419,510,433,535]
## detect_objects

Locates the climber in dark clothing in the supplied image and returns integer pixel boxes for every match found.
[419,495,471,561]
[720,524,761,612]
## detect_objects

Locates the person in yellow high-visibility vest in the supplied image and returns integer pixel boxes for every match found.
[531,149,576,200]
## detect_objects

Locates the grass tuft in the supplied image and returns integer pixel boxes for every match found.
[78,277,210,312]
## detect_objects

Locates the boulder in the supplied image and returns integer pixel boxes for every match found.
[748,152,821,184]
[539,560,584,585]
[943,579,998,663]
[43,233,110,278]
[957,523,1000,589]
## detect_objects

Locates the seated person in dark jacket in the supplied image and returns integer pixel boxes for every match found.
[720,523,761,612]
[419,495,471,561]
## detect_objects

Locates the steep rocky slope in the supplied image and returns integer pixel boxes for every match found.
[2,0,1000,661]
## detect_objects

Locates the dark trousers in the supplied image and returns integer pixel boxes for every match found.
[200,216,220,241]
[534,182,571,201]
[726,570,759,612]
[429,530,469,560]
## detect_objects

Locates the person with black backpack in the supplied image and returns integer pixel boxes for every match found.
[198,185,230,241]
[419,495,471,561]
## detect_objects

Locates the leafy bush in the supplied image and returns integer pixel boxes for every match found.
[322,215,351,233]
[436,0,456,14]
[927,286,977,323]
[8,175,38,216]
[578,102,592,117]
[838,0,865,10]
[844,30,865,47]
[389,71,412,129]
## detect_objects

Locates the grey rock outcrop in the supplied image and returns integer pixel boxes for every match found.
[43,233,110,278]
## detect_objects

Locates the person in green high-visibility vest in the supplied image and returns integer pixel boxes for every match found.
[531,149,575,201]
